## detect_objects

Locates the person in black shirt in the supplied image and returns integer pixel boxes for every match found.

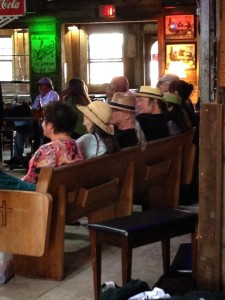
[135,86,169,141]
[110,92,145,149]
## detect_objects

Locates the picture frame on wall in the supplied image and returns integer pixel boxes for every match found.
[165,15,195,40]
[166,43,196,69]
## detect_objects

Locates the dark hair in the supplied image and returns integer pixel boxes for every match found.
[167,102,192,132]
[169,80,194,101]
[91,124,120,154]
[66,78,90,106]
[43,101,78,134]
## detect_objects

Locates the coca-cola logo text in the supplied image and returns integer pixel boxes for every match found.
[0,0,20,9]
[0,0,25,15]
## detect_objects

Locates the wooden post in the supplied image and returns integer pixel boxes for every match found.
[197,103,223,292]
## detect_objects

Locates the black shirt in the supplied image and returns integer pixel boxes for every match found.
[115,128,138,149]
[136,113,168,141]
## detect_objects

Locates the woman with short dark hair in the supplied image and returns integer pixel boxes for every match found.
[0,101,83,190]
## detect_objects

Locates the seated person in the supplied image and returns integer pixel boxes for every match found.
[32,77,59,109]
[4,77,60,167]
[157,73,180,93]
[76,100,120,158]
[0,101,83,191]
[110,92,146,149]
[163,92,193,136]
[60,78,91,139]
[106,76,129,102]
[135,86,168,141]
[169,79,199,145]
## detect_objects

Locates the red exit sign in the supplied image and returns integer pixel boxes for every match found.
[0,0,26,16]
[99,5,116,18]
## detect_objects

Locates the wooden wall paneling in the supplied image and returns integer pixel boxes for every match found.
[197,103,223,292]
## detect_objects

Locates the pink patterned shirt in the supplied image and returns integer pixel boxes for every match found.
[22,139,83,183]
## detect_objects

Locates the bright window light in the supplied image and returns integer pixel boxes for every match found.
[150,41,158,87]
[0,37,13,80]
[89,33,123,84]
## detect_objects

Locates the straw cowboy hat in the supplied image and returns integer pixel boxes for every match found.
[135,86,163,100]
[110,92,136,112]
[163,92,182,106]
[77,100,114,135]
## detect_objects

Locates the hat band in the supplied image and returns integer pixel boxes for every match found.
[138,91,162,98]
[110,101,135,111]
[88,106,109,125]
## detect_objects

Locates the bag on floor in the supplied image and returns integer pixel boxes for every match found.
[0,252,14,284]
[99,279,150,300]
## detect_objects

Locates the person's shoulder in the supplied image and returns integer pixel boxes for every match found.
[77,133,94,143]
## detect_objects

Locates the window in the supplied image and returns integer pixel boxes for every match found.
[0,37,13,81]
[0,29,30,81]
[150,41,158,87]
[0,29,30,101]
[89,33,123,84]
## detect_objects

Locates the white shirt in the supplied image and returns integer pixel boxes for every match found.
[32,90,59,108]
[77,134,107,158]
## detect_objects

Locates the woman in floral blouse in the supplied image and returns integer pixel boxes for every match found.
[0,101,83,190]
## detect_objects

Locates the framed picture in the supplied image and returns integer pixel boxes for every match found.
[165,15,195,40]
[166,43,196,69]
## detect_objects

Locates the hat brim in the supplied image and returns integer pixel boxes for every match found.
[135,92,163,100]
[77,105,114,135]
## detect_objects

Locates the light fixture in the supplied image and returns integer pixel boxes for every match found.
[168,61,187,78]
[68,25,79,32]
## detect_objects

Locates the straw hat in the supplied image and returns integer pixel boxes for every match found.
[163,93,182,106]
[135,86,163,100]
[77,101,114,135]
[110,92,136,112]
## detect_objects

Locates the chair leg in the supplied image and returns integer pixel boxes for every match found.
[121,237,132,284]
[161,239,170,275]
[90,229,102,300]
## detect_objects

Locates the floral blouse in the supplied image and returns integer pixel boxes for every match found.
[22,139,83,183]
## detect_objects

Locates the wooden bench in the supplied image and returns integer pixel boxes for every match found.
[88,208,198,300]
[11,129,195,280]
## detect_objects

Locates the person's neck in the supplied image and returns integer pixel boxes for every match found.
[50,133,71,141]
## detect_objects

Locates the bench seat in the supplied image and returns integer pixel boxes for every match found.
[88,208,198,300]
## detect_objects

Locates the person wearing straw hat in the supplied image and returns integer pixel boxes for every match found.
[110,92,146,149]
[135,86,168,141]
[76,101,119,158]
[163,92,192,136]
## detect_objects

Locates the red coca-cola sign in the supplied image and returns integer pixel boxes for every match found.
[0,0,26,16]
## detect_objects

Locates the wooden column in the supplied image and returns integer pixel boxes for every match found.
[197,103,223,292]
